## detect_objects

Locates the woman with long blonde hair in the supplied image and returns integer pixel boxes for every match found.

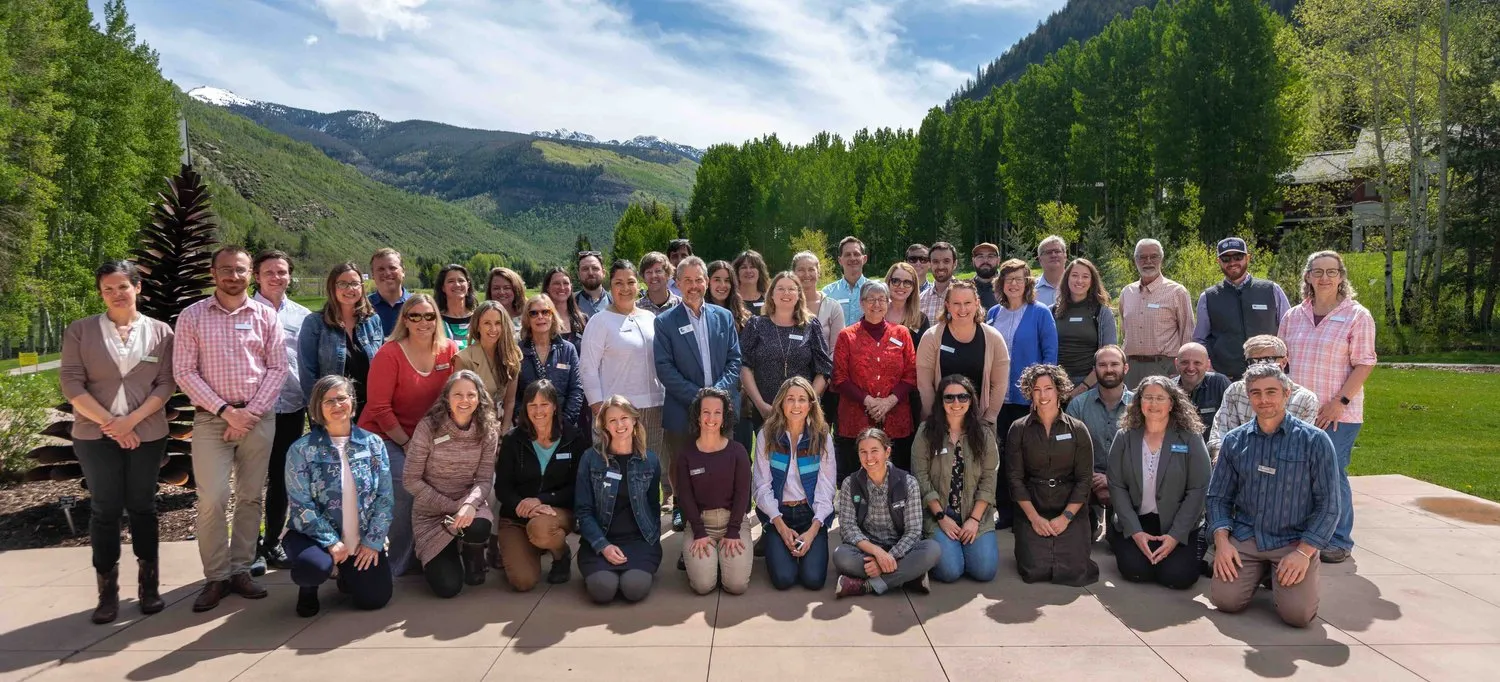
[751,376,836,590]
[456,300,521,425]
[574,396,663,603]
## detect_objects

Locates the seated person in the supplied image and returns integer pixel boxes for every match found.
[283,376,394,617]
[495,380,588,591]
[677,388,754,595]
[575,396,664,604]
[1106,377,1211,590]
[833,428,942,597]
[912,375,1001,583]
[1207,364,1339,628]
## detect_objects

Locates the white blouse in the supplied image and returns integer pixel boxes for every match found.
[97,314,149,416]
[332,436,360,550]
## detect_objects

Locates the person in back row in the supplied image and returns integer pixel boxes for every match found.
[918,242,959,322]
[495,380,587,591]
[1034,235,1069,307]
[904,243,932,294]
[676,388,754,595]
[834,428,942,598]
[368,248,411,337]
[1119,239,1193,388]
[912,375,1000,583]
[968,242,1002,310]
[249,250,310,577]
[636,251,681,315]
[1193,237,1290,381]
[455,300,521,425]
[299,262,384,417]
[823,236,871,325]
[1054,258,1116,397]
[435,264,477,350]
[573,250,612,319]
[666,239,693,297]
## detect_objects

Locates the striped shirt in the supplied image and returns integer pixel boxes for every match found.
[1207,415,1339,552]
[834,465,925,559]
[173,294,288,415]
[1279,298,1378,423]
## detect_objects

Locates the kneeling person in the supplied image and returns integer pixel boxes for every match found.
[833,429,941,597]
[677,388,754,595]
[495,380,587,591]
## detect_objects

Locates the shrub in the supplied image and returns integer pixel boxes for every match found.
[0,374,60,482]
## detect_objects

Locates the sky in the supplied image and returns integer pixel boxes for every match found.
[95,0,1067,149]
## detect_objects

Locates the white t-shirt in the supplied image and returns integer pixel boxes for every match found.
[98,314,148,416]
[332,436,360,549]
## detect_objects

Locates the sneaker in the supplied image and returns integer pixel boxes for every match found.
[295,586,320,618]
[906,573,931,595]
[249,553,268,578]
[672,508,685,532]
[546,546,573,585]
[835,575,869,599]
[262,544,289,570]
[1320,548,1350,564]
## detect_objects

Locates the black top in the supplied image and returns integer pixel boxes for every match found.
[1056,300,1102,380]
[344,331,371,414]
[939,326,987,392]
[739,315,833,405]
[606,462,643,543]
[495,426,589,520]
[744,296,766,317]
[973,278,999,311]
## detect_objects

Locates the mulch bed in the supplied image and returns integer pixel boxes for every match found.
[0,479,210,551]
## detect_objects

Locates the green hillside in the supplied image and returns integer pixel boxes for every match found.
[533,141,697,205]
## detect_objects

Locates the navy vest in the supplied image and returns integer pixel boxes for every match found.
[1202,277,1280,379]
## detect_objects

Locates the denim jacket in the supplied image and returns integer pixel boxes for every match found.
[574,446,661,553]
[518,336,585,426]
[285,425,395,551]
[297,311,385,403]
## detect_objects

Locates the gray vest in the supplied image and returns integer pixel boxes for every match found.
[1202,277,1280,379]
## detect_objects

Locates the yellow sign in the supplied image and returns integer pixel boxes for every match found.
[17,352,38,366]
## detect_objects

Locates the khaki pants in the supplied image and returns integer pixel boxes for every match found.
[661,429,691,503]
[495,511,574,592]
[192,412,275,581]
[1210,536,1322,627]
[682,508,753,595]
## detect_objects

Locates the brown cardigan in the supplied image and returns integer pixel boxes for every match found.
[915,321,1011,424]
[59,314,177,441]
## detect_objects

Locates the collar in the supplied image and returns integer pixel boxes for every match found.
[252,292,285,311]
[371,288,410,307]
[777,430,814,455]
[864,462,893,488]
[577,288,609,303]
[1038,275,1060,291]
[209,292,252,315]
[1226,274,1253,289]
[1254,415,1293,437]
[308,424,376,448]
[1091,387,1133,410]
[859,318,886,337]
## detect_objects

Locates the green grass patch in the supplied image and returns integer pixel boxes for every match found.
[0,353,61,372]
[1353,368,1500,502]
[1384,351,1500,365]
[532,141,697,204]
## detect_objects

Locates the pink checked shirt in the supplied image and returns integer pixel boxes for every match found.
[1279,297,1377,423]
[172,294,289,415]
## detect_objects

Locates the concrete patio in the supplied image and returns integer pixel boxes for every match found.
[1,474,1498,681]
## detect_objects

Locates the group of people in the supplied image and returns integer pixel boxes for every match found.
[59,231,1372,629]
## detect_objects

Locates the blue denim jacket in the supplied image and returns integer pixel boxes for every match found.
[518,336,585,426]
[297,311,385,402]
[285,425,395,551]
[574,446,661,553]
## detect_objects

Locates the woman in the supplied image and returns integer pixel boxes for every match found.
[283,376,394,617]
[912,375,1001,583]
[456,300,521,425]
[542,267,587,347]
[985,258,1059,430]
[751,376,836,591]
[299,262,384,415]
[884,262,929,342]
[358,293,460,577]
[575,396,663,603]
[739,272,833,436]
[832,428,941,598]
[1053,258,1118,396]
[59,261,175,624]
[485,266,527,331]
[495,380,588,591]
[733,249,771,316]
[435,264,477,350]
[404,370,500,597]
[706,260,752,331]
[1279,250,1377,564]
[792,251,846,350]
[1106,376,1210,590]
[676,388,753,595]
[916,280,1011,425]
[1007,364,1098,586]
[832,282,917,479]
[510,294,586,434]
[579,259,666,458]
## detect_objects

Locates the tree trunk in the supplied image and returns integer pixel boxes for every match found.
[1483,226,1500,331]
[1399,10,1428,328]
[1465,244,1478,328]
[1373,74,1400,340]
[1429,0,1452,329]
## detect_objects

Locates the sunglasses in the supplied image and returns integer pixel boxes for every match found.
[942,393,972,404]
[906,256,930,264]
[887,278,914,288]
[1219,253,1247,263]
[577,250,602,259]
[1248,355,1285,365]
[527,309,553,318]
[405,312,438,322]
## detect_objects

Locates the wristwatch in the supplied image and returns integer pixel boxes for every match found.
[931,510,946,523]
[1061,510,1075,521]
[216,404,229,417]
[1338,395,1351,406]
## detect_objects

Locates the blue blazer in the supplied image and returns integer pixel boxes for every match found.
[652,302,742,433]
[985,301,1058,406]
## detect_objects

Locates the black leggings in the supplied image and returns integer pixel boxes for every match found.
[73,437,165,572]
[262,410,306,552]
[423,518,492,598]
[1109,513,1201,590]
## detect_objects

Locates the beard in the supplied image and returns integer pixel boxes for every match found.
[1097,372,1124,389]
[975,264,997,279]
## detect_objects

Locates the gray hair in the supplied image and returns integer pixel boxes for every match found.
[1038,235,1067,256]
[1242,362,1293,393]
[859,281,890,301]
[675,255,707,281]
[308,375,357,427]
[1134,238,1164,258]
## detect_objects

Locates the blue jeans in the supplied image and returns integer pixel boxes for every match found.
[1324,422,1362,551]
[930,529,1000,583]
[384,440,416,576]
[763,504,829,590]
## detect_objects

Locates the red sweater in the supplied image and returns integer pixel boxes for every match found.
[358,340,459,439]
[832,320,917,438]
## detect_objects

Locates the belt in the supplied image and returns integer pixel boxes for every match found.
[782,499,808,507]
[1127,354,1172,363]
[1039,478,1073,488]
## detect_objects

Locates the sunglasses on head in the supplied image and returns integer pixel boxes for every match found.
[942,393,972,404]
[577,250,601,259]
[405,312,438,322]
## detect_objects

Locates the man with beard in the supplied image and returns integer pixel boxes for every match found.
[1065,345,1133,542]
[1034,235,1068,307]
[918,242,959,321]
[905,244,932,294]
[1120,239,1194,388]
[968,242,1002,311]
[573,250,611,318]
[368,248,411,336]
[1193,237,1290,380]
[1175,342,1230,433]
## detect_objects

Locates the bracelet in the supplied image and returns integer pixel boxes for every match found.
[1296,547,1315,559]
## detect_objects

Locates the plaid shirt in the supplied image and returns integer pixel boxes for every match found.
[1208,415,1340,552]
[918,281,950,322]
[1119,276,1194,357]
[1207,378,1322,457]
[173,294,288,415]
[1279,298,1377,423]
[834,464,925,558]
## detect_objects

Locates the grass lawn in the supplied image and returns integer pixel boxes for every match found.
[1383,351,1500,365]
[1354,367,1500,502]
[0,353,60,372]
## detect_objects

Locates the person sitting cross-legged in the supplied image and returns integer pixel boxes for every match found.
[833,428,942,598]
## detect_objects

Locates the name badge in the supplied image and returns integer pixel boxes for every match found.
[1199,406,1215,413]
[836,298,849,304]
[142,355,160,363]
[1329,315,1348,322]
[1170,444,1188,453]
[1055,432,1073,441]
[1147,303,1162,309]
[1251,304,1269,311]
[889,338,903,347]
[679,325,694,335]
[605,470,623,481]
[556,452,571,460]
[234,322,253,330]
[435,363,450,371]
[788,334,804,341]
[556,363,570,370]
[1257,465,1276,475]
[690,467,706,476]
[351,450,370,460]
[621,322,636,333]
[940,344,956,354]
[1068,317,1083,323]
[751,301,764,308]
[892,500,906,508]
[433,434,451,445]
[939,448,949,455]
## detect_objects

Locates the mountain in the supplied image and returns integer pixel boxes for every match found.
[530,129,705,162]
[946,0,1300,106]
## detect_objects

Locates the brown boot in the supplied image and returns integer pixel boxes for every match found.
[462,542,488,586]
[92,565,120,624]
[137,559,165,614]
[228,572,268,599]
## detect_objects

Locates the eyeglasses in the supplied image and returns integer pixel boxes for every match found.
[1139,394,1172,404]
[905,256,929,264]
[1040,248,1066,257]
[405,312,438,322]
[527,309,553,318]
[942,393,972,404]
[1308,268,1343,279]
[1136,254,1163,263]
[1248,355,1285,365]
[887,278,914,288]
[214,267,251,277]
[320,395,352,408]
[335,281,363,290]
[1002,276,1028,285]
[1219,254,1247,263]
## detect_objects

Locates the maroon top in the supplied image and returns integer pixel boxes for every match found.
[674,439,752,540]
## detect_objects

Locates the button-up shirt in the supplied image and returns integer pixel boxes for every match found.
[1119,276,1194,358]
[253,292,310,413]
[685,302,713,387]
[1279,298,1378,423]
[822,275,871,325]
[1177,372,1231,434]
[1208,415,1339,552]
[1208,378,1322,457]
[919,281,951,322]
[1065,386,1134,472]
[173,294,288,415]
[574,289,612,319]
[636,291,681,316]
[834,464,924,558]
[1035,274,1062,307]
[368,288,410,337]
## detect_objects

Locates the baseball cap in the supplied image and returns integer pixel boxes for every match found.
[1216,237,1248,256]
[971,242,1000,257]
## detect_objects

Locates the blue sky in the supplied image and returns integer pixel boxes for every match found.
[97,0,1066,148]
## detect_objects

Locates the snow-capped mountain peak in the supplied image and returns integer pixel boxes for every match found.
[532,129,703,161]
[530,128,599,144]
[188,86,256,107]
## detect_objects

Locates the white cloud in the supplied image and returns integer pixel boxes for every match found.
[312,0,430,40]
[944,0,1055,9]
[303,34,319,46]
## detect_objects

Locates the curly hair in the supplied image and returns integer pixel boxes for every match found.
[688,387,737,440]
[1018,364,1074,403]
[1118,375,1203,433]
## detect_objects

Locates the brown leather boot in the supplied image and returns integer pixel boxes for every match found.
[137,559,165,614]
[92,565,120,624]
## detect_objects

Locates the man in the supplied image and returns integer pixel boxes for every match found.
[667,239,693,297]
[1119,238,1194,388]
[823,236,871,325]
[368,248,410,336]
[905,243,932,294]
[574,250,611,318]
[1174,342,1230,433]
[1208,335,1322,460]
[919,242,959,321]
[248,251,311,577]
[636,251,681,315]
[1193,237,1291,380]
[174,246,288,612]
[968,242,1002,311]
[1034,235,1068,307]
[832,437,940,598]
[1208,363,1338,628]
[1065,345,1133,542]
[655,257,742,542]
